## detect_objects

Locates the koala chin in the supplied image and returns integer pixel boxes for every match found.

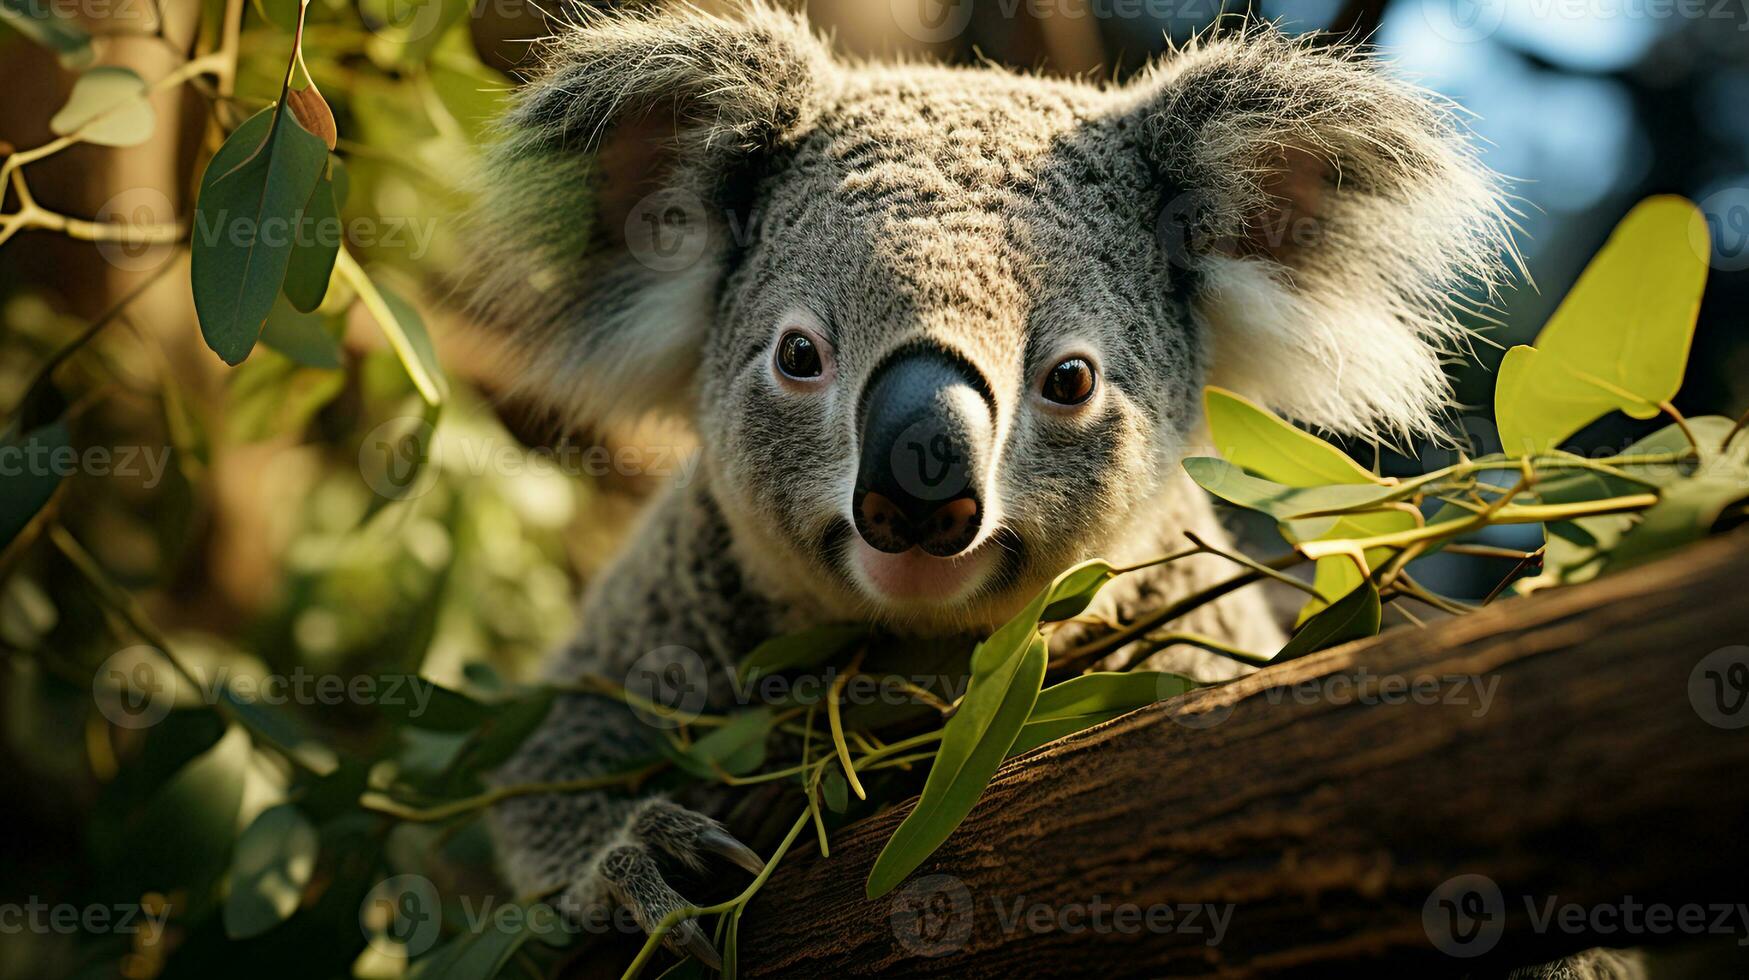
[460,3,1622,975]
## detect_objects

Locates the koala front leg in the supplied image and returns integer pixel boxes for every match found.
[487,692,764,968]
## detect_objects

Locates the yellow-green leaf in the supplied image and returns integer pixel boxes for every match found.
[50,66,155,147]
[1203,386,1381,487]
[1496,196,1709,455]
[1007,671,1197,758]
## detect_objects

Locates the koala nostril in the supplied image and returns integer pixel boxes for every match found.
[853,489,915,554]
[918,496,980,557]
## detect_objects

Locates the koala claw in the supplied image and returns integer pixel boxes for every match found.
[588,803,763,969]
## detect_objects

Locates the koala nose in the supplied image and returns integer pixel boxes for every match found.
[852,350,991,557]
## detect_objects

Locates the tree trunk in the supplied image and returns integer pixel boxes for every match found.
[739,531,1749,977]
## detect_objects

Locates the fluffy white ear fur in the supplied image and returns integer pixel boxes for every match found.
[467,1,830,432]
[1138,29,1519,442]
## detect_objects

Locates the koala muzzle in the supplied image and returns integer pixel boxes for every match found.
[852,351,992,558]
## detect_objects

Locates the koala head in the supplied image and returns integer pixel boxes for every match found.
[471,3,1512,633]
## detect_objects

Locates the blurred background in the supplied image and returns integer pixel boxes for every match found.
[1,0,1745,977]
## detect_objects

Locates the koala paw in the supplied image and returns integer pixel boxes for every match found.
[579,802,764,970]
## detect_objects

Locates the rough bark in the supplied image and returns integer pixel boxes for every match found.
[738,531,1749,977]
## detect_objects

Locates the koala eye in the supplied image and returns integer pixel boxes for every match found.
[776,330,824,380]
[1041,357,1096,406]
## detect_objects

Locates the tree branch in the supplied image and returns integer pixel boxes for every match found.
[739,531,1749,977]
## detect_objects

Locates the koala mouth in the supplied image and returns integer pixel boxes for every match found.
[850,537,1000,604]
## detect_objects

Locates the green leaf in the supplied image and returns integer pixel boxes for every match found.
[124,725,252,903]
[1007,671,1197,758]
[1600,416,1749,573]
[223,803,318,939]
[1275,580,1381,662]
[738,624,869,681]
[0,418,70,551]
[406,911,533,980]
[49,66,154,146]
[1037,560,1116,622]
[344,267,448,405]
[1183,457,1403,520]
[444,692,555,794]
[866,628,1046,899]
[1203,386,1382,487]
[1495,196,1709,456]
[822,769,849,813]
[1,0,92,66]
[678,707,773,778]
[282,157,344,312]
[377,676,491,732]
[192,105,331,364]
[260,297,343,370]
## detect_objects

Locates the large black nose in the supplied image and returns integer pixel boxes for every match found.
[852,350,991,557]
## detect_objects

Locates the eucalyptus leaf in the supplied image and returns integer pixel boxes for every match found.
[1007,671,1198,758]
[679,707,773,778]
[1,0,92,65]
[1,418,70,551]
[1183,457,1404,520]
[738,624,869,681]
[260,297,343,369]
[49,66,154,146]
[1038,560,1116,622]
[1276,580,1381,662]
[1203,386,1382,487]
[377,676,490,732]
[1495,196,1709,456]
[192,106,331,364]
[124,725,252,903]
[822,769,849,813]
[283,157,343,312]
[223,804,318,939]
[866,628,1045,899]
[861,562,1099,895]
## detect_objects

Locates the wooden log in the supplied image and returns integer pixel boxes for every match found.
[738,532,1749,977]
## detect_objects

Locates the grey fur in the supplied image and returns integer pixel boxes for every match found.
[472,1,1527,966]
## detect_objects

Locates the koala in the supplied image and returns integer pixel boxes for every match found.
[465,1,1562,971]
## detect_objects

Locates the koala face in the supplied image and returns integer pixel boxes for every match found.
[471,4,1511,632]
[697,68,1194,627]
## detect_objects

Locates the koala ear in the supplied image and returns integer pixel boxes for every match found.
[1128,30,1517,441]
[468,3,831,430]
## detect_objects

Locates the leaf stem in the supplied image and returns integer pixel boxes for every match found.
[827,650,867,801]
